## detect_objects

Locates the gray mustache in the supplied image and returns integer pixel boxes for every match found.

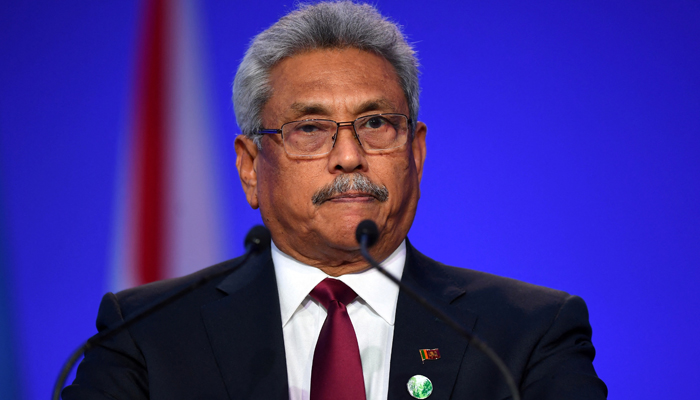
[312,173,389,205]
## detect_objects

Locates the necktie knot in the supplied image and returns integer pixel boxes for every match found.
[310,278,358,309]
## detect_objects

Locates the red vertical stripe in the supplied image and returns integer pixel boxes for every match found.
[134,0,169,284]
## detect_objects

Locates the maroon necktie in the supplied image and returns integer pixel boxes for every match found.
[309,278,367,400]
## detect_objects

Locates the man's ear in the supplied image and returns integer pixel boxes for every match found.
[235,134,260,209]
[411,121,427,184]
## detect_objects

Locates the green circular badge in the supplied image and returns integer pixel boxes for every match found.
[407,375,433,399]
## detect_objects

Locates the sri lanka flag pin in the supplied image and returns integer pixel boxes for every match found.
[419,348,441,363]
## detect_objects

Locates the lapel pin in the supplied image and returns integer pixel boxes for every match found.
[419,348,441,363]
[407,375,433,399]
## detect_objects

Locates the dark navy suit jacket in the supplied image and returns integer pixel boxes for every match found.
[63,241,607,399]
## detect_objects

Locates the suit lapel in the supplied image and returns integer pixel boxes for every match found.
[200,249,289,400]
[388,242,478,400]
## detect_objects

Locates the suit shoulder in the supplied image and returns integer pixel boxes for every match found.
[451,264,570,312]
[112,255,247,316]
[409,244,574,315]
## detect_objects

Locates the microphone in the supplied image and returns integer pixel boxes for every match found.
[355,220,521,400]
[355,219,379,248]
[244,224,272,254]
[52,225,271,400]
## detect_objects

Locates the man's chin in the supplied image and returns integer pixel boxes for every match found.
[322,233,363,252]
[307,206,387,253]
[322,212,381,237]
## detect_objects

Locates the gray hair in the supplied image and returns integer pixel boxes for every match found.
[232,1,420,147]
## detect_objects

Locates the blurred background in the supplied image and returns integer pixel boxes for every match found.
[1,0,698,398]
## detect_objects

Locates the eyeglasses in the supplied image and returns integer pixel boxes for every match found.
[258,113,411,157]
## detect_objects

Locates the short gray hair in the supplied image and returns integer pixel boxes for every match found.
[232,1,420,147]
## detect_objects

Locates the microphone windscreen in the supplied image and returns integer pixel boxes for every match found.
[355,220,379,248]
[245,225,271,254]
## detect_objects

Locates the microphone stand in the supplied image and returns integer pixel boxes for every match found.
[358,227,521,400]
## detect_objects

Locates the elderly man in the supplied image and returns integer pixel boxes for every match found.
[64,2,607,399]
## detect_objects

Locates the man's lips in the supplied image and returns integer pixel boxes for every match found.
[326,192,377,202]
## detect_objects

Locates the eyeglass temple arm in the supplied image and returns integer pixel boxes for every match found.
[257,129,282,135]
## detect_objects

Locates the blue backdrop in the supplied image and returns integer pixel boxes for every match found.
[1,1,699,399]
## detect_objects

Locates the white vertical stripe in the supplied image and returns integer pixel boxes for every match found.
[165,0,223,278]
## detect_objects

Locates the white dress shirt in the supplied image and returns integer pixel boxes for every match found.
[272,240,406,400]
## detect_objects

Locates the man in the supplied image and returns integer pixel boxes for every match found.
[64,2,607,399]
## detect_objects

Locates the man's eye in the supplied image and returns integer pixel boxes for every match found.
[298,124,320,133]
[290,122,329,134]
[364,117,387,129]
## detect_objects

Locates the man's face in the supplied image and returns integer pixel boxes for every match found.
[235,48,427,274]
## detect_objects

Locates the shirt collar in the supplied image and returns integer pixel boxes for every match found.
[272,240,406,327]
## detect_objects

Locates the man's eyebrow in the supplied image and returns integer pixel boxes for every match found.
[353,99,398,115]
[289,102,332,119]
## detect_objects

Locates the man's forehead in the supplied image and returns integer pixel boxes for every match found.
[263,48,409,121]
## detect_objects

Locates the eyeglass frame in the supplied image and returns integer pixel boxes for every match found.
[257,113,413,157]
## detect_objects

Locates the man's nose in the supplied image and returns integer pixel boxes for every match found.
[328,125,368,173]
